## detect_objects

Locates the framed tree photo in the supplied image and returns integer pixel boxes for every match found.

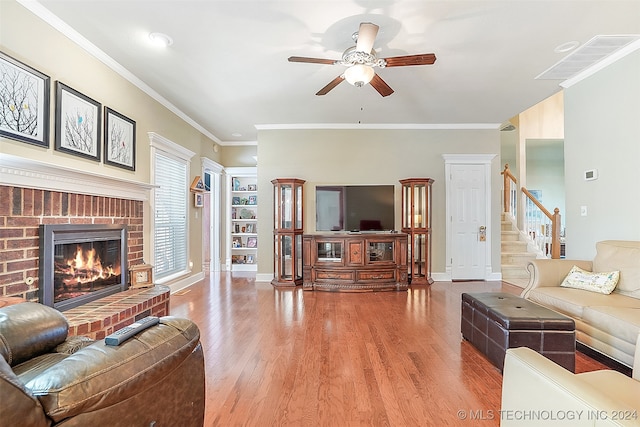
[0,51,50,147]
[55,81,101,161]
[104,107,136,170]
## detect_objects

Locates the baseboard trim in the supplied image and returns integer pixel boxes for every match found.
[256,273,273,283]
[167,271,205,294]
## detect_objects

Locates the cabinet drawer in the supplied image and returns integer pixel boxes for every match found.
[316,270,355,281]
[357,270,395,282]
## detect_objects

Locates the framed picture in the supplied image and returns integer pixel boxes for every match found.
[232,178,240,191]
[232,196,240,205]
[247,184,257,191]
[232,237,242,248]
[248,195,257,205]
[246,255,254,264]
[55,81,101,161]
[246,237,257,248]
[104,107,135,170]
[0,51,50,147]
[194,193,204,208]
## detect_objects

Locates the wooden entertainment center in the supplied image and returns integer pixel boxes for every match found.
[302,233,408,292]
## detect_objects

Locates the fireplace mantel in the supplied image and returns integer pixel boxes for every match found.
[0,153,155,201]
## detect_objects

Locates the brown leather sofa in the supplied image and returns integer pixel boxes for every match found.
[0,302,205,427]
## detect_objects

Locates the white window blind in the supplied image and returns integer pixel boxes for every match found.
[153,152,188,279]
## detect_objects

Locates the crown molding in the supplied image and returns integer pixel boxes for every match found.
[255,123,500,131]
[16,0,222,145]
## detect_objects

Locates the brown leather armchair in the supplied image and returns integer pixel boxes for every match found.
[0,302,205,427]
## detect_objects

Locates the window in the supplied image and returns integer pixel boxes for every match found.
[149,133,195,282]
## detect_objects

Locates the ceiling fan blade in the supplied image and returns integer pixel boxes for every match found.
[316,75,345,96]
[370,74,394,97]
[355,22,379,53]
[383,53,437,67]
[288,56,337,65]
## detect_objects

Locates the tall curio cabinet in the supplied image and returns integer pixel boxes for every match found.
[400,178,434,285]
[271,178,305,287]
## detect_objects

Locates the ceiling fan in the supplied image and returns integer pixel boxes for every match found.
[288,22,436,97]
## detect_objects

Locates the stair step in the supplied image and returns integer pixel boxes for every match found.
[501,241,528,251]
[502,252,536,265]
[501,230,521,241]
[501,221,515,231]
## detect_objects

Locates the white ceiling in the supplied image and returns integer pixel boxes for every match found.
[25,1,640,144]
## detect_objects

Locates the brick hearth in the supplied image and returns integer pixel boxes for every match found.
[64,285,170,340]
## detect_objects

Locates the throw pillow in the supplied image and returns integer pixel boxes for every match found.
[560,265,620,294]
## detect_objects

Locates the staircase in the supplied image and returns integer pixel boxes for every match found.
[501,213,536,288]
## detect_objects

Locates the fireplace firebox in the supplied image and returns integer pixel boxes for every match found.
[39,224,128,311]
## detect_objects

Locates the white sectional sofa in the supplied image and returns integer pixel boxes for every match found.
[522,240,640,367]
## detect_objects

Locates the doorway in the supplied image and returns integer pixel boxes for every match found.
[202,158,224,272]
[443,154,495,280]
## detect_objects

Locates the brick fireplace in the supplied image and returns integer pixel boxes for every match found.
[0,185,144,300]
[0,154,169,339]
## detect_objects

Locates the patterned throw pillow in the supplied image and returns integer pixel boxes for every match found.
[560,265,620,294]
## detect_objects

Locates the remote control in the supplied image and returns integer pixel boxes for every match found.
[105,316,160,346]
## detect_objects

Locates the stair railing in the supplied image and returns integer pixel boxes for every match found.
[522,189,562,259]
[501,164,518,221]
[501,164,562,259]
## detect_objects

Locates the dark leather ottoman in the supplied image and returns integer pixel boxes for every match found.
[461,292,575,372]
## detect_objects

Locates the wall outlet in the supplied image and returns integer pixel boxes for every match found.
[580,206,588,216]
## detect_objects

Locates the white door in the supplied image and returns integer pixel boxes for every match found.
[450,164,487,280]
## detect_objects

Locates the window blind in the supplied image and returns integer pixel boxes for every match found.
[153,152,188,279]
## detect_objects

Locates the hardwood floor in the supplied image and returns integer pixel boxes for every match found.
[170,274,609,426]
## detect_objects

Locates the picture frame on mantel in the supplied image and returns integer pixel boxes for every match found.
[104,106,136,171]
[0,51,51,147]
[55,81,101,161]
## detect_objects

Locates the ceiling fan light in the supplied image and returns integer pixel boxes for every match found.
[344,64,375,87]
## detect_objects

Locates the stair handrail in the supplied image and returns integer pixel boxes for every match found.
[501,164,518,219]
[521,187,562,259]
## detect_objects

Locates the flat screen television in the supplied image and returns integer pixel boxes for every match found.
[315,185,395,232]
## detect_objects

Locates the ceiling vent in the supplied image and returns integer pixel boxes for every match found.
[536,35,640,80]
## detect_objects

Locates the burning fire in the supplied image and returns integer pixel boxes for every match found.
[59,245,119,286]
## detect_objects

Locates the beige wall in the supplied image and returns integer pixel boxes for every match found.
[221,145,257,168]
[256,128,502,277]
[563,49,640,258]
[1,1,220,282]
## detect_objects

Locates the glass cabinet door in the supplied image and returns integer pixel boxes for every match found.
[281,183,292,229]
[410,232,427,281]
[413,183,426,229]
[274,234,302,281]
[317,241,342,262]
[368,241,394,263]
[275,234,293,279]
[294,234,302,281]
[295,182,303,230]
